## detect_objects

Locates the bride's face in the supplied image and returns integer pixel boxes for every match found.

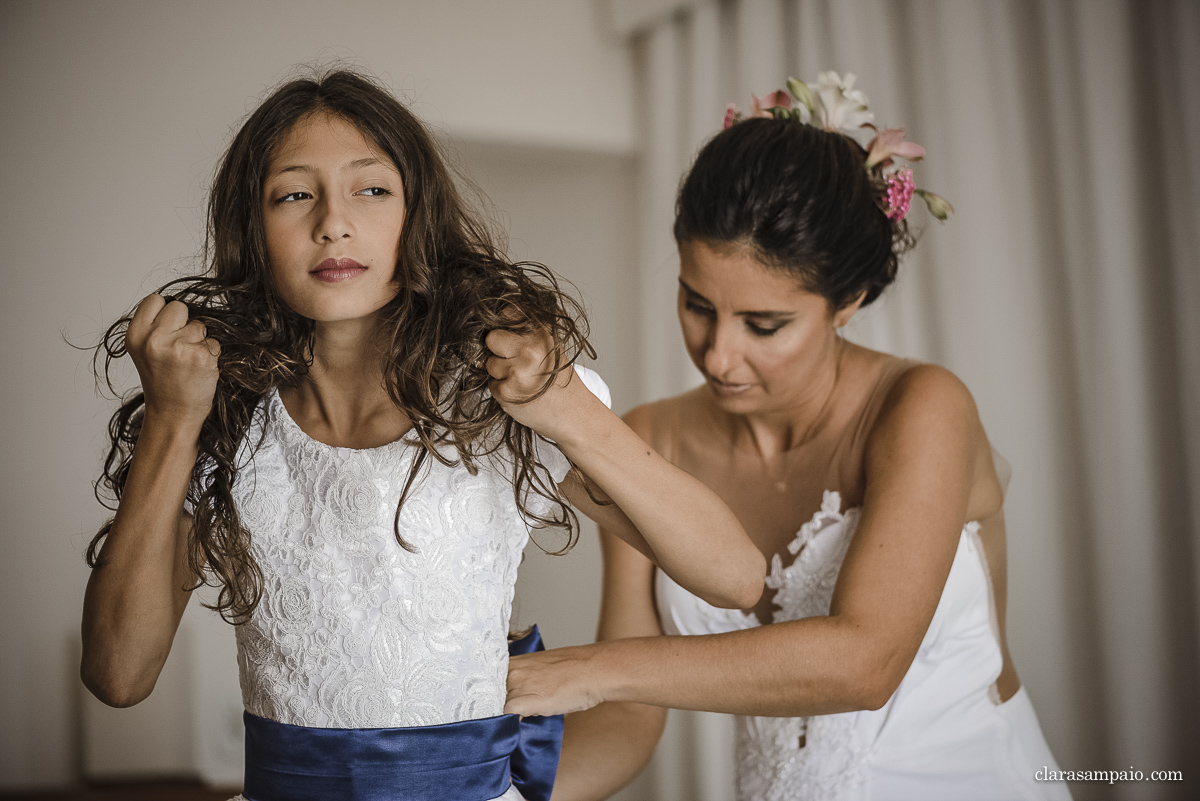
[677,240,858,414]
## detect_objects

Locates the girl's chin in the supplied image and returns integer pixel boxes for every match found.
[286,297,398,325]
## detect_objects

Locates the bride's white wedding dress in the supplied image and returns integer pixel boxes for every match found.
[657,489,1071,801]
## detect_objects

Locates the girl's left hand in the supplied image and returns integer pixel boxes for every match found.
[505,645,607,717]
[484,328,593,439]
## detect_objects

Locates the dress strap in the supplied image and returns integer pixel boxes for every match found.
[830,357,922,480]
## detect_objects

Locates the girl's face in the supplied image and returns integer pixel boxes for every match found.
[677,240,859,415]
[262,112,406,324]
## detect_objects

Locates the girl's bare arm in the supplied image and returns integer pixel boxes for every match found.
[81,295,219,707]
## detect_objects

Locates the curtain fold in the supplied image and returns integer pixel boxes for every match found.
[623,2,1199,798]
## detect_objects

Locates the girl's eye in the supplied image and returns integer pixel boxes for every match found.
[357,186,391,197]
[277,191,312,203]
[685,300,715,316]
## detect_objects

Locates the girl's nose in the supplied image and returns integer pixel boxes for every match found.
[314,195,354,243]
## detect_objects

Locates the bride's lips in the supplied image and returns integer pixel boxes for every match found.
[310,257,366,283]
[707,376,754,397]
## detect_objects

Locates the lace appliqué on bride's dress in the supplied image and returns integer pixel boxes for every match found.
[735,491,874,801]
[232,391,534,730]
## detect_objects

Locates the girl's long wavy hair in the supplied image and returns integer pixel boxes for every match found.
[88,69,594,623]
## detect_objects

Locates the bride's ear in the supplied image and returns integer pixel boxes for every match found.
[832,291,867,329]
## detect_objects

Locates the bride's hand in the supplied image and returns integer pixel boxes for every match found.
[484,328,601,443]
[505,645,607,717]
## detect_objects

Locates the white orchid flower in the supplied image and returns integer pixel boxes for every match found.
[813,71,874,134]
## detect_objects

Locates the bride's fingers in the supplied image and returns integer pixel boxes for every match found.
[504,697,541,717]
[484,353,511,382]
[484,328,527,358]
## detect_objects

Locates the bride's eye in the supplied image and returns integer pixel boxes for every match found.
[747,320,785,337]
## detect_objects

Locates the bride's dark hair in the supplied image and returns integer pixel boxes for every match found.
[675,117,915,310]
[88,69,593,622]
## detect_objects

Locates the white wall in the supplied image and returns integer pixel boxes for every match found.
[0,1,637,789]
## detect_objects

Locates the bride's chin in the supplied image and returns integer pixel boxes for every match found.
[706,378,758,403]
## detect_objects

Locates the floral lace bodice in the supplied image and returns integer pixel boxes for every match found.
[229,369,608,730]
[656,491,1000,801]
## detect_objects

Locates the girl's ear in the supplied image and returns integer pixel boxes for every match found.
[832,291,866,329]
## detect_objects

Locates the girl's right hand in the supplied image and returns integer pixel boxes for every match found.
[126,294,221,426]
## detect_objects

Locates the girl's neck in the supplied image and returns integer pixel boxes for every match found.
[309,315,387,391]
[280,315,412,449]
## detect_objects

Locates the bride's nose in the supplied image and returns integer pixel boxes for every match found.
[703,319,741,377]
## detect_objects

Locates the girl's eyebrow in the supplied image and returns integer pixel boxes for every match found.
[678,277,795,319]
[272,157,389,176]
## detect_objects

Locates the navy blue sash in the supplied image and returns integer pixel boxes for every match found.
[242,626,563,801]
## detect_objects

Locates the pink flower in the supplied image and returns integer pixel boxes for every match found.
[723,103,738,129]
[884,169,915,220]
[866,127,926,170]
[751,90,792,118]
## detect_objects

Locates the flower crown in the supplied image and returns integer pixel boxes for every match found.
[723,72,953,222]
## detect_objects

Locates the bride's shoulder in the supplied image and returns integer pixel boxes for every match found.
[872,358,978,424]
[863,357,986,466]
[864,358,1003,518]
[622,387,711,457]
[883,359,973,403]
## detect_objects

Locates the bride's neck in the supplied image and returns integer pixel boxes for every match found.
[725,339,845,461]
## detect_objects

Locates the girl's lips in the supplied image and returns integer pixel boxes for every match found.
[311,257,366,283]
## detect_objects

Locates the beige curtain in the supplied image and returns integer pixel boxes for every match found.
[611,1,1200,799]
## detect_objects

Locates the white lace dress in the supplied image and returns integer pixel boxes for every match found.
[222,367,610,801]
[656,491,1071,801]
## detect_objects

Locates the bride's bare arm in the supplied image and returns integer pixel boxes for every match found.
[548,528,667,801]
[508,365,990,718]
[485,330,765,610]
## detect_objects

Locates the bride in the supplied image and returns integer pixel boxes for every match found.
[506,74,1071,800]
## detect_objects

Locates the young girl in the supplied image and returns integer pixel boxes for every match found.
[507,74,1070,800]
[79,69,765,801]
